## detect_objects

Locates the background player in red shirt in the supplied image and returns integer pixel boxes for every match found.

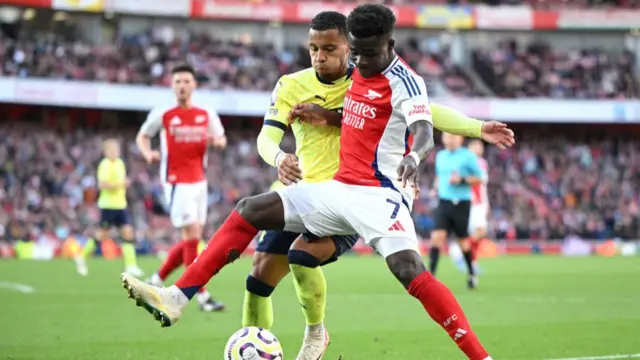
[468,139,490,272]
[136,64,226,312]
[121,5,515,360]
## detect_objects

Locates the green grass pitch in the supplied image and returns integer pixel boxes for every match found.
[0,256,638,359]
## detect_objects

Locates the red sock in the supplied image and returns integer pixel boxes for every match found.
[470,237,481,262]
[408,272,489,360]
[175,210,257,299]
[181,239,209,295]
[158,241,185,280]
[182,238,199,266]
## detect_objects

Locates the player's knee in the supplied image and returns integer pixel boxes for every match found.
[386,250,427,289]
[182,223,200,240]
[246,274,275,298]
[250,252,289,284]
[121,225,134,240]
[430,230,446,248]
[287,249,321,269]
[290,236,335,264]
[236,193,284,229]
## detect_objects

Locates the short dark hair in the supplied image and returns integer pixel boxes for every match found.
[171,64,195,76]
[347,4,396,39]
[310,11,347,37]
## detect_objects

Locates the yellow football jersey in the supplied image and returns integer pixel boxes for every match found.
[97,157,127,209]
[264,66,353,183]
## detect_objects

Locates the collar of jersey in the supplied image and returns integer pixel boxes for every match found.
[315,63,355,85]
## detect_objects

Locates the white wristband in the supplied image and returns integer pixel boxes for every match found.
[407,151,421,165]
[274,151,285,167]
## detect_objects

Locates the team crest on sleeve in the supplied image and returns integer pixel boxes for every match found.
[270,80,282,106]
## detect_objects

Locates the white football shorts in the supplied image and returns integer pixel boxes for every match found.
[276,180,419,258]
[468,204,488,232]
[163,181,208,228]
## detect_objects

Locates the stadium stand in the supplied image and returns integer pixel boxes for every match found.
[1,108,638,246]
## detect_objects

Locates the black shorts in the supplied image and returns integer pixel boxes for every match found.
[256,230,359,265]
[433,200,471,238]
[100,209,131,229]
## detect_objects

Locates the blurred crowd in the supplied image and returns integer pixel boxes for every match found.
[473,39,640,99]
[1,115,638,246]
[2,27,637,98]
[0,28,474,95]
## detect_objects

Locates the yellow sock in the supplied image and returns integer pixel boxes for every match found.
[82,238,97,258]
[121,242,137,267]
[198,240,206,255]
[242,290,274,329]
[290,264,326,325]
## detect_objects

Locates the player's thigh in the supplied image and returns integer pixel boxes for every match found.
[276,180,353,237]
[343,187,418,249]
[252,230,298,286]
[196,181,208,228]
[452,201,472,240]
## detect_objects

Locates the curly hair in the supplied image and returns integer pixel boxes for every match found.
[310,11,347,38]
[347,4,396,39]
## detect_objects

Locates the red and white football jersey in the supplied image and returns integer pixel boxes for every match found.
[334,56,432,209]
[140,105,224,184]
[471,157,489,206]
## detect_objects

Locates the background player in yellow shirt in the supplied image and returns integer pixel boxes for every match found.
[243,11,515,360]
[74,139,142,277]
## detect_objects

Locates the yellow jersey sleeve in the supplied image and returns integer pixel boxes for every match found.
[258,76,296,167]
[431,103,483,138]
[264,77,295,128]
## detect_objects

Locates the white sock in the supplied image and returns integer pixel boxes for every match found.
[305,322,325,339]
[483,357,492,360]
[168,285,189,306]
[195,290,211,305]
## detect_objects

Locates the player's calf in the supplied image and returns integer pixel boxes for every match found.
[242,252,290,329]
[385,248,491,360]
[288,248,329,360]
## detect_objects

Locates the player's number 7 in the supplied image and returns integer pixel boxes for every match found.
[386,199,400,219]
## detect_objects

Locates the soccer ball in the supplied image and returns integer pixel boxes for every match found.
[224,327,284,360]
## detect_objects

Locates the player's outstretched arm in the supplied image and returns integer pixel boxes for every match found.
[431,103,514,149]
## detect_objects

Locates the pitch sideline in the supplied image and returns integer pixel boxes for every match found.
[0,281,36,293]
[548,354,640,360]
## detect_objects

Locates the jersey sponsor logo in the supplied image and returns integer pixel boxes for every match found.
[268,108,278,116]
[195,115,206,123]
[408,104,431,117]
[343,96,377,130]
[363,89,383,100]
[170,116,182,125]
[169,125,208,143]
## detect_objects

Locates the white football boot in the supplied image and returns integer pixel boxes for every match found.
[295,324,330,360]
[121,273,187,327]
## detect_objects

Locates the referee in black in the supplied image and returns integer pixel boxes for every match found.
[429,133,484,289]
